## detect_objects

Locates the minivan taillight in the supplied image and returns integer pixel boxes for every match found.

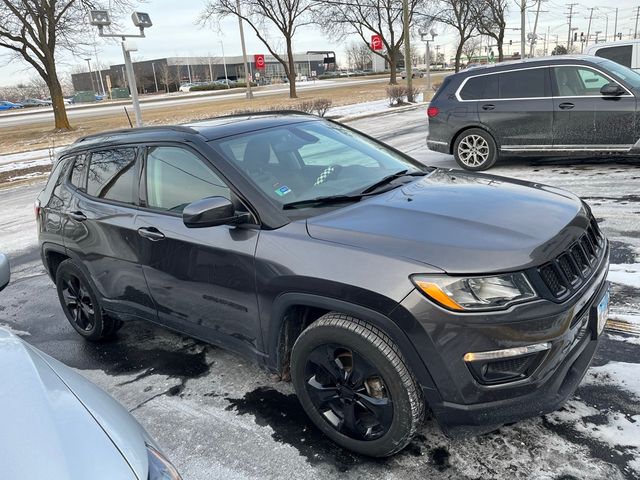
[427,106,440,118]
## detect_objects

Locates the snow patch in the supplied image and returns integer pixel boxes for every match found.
[583,362,640,399]
[609,313,640,326]
[0,324,31,337]
[608,263,640,289]
[606,333,640,346]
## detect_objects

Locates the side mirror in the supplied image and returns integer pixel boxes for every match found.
[600,83,625,96]
[182,196,247,228]
[0,253,10,293]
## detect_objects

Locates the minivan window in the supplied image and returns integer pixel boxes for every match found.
[595,45,633,68]
[498,68,547,98]
[145,146,230,213]
[86,148,138,204]
[70,155,86,190]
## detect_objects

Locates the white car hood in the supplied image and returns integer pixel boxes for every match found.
[0,329,140,480]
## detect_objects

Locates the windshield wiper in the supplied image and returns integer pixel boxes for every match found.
[282,194,363,210]
[360,170,427,195]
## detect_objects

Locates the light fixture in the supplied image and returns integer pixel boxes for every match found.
[89,10,111,27]
[131,12,153,29]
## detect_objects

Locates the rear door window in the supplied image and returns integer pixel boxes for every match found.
[86,148,138,205]
[498,68,547,98]
[594,45,633,68]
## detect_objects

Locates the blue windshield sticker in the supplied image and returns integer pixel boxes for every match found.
[275,186,292,196]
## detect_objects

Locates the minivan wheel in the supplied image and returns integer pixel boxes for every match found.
[55,260,120,341]
[291,313,424,457]
[453,128,498,171]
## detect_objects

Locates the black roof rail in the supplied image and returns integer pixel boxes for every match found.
[74,125,200,144]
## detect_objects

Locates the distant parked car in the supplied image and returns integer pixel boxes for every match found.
[0,100,22,110]
[179,83,195,92]
[427,54,640,170]
[20,98,50,108]
[0,252,182,480]
[400,70,425,79]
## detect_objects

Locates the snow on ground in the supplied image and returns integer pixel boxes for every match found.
[608,263,640,289]
[584,362,640,399]
[331,93,425,119]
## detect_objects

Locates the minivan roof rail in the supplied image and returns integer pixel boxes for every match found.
[74,125,199,143]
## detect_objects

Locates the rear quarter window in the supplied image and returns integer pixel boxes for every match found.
[595,45,633,68]
[41,156,72,201]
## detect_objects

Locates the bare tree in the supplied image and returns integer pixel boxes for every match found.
[434,0,479,72]
[158,64,172,92]
[474,0,508,62]
[314,0,428,84]
[461,36,482,63]
[345,41,372,70]
[201,0,314,98]
[0,1,129,131]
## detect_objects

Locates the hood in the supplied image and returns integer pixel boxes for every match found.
[306,169,589,274]
[0,329,138,480]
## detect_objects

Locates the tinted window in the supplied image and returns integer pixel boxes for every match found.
[499,68,547,98]
[42,157,71,200]
[553,66,618,96]
[87,148,138,204]
[595,45,633,68]
[70,155,86,190]
[460,76,486,100]
[145,146,230,213]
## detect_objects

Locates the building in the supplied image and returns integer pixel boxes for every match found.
[71,53,331,94]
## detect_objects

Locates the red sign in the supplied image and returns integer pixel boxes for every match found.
[371,34,383,51]
[254,54,265,70]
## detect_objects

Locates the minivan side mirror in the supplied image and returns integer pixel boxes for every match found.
[0,253,10,293]
[182,196,248,228]
[600,83,625,96]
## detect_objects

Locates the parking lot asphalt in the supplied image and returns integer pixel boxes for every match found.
[0,107,639,479]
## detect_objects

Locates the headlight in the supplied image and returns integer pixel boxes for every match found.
[147,444,182,480]
[412,273,537,311]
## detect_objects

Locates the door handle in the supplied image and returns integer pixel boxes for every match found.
[559,102,575,110]
[137,227,165,241]
[481,104,495,111]
[67,211,87,222]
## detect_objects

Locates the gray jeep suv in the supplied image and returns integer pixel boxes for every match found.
[37,113,609,456]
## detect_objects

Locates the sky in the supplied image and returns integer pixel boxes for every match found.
[0,0,639,86]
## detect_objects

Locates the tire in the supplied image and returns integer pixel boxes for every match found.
[291,313,424,457]
[55,259,120,341]
[453,128,498,171]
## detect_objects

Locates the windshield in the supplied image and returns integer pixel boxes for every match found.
[597,58,640,89]
[210,120,424,207]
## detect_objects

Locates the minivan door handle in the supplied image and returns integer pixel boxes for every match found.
[559,102,575,110]
[137,227,165,241]
[67,211,87,222]
[481,104,495,111]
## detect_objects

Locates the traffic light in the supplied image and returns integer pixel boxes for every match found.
[618,32,623,40]
[509,39,512,46]
[573,32,578,42]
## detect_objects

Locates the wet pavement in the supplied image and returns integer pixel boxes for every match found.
[0,107,639,479]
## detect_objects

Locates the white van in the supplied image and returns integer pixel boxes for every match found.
[584,41,640,70]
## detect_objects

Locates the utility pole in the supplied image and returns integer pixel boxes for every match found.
[519,0,527,59]
[585,7,597,47]
[614,8,618,41]
[566,3,579,50]
[529,0,546,58]
[635,6,640,39]
[236,0,253,99]
[402,0,413,101]
[85,58,97,92]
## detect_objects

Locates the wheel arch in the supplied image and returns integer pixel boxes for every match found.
[266,292,438,392]
[41,243,69,281]
[449,124,499,155]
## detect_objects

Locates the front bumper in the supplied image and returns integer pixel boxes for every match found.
[396,249,609,435]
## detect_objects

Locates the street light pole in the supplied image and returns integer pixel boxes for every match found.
[151,62,159,92]
[220,40,230,88]
[236,0,253,99]
[402,0,413,101]
[85,58,97,92]
[90,10,153,127]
